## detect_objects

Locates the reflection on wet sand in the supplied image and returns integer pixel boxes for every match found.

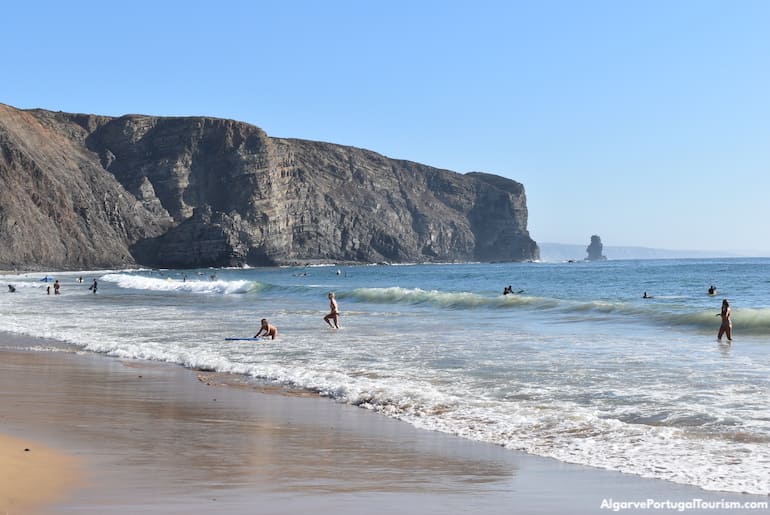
[0,349,514,504]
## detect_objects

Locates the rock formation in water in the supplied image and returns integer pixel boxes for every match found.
[0,103,539,269]
[586,235,607,261]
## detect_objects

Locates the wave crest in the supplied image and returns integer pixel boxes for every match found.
[665,308,770,335]
[101,274,260,294]
[344,287,547,309]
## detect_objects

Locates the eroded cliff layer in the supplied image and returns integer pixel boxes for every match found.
[0,103,538,269]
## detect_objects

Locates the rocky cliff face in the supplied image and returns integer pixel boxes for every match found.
[0,103,538,269]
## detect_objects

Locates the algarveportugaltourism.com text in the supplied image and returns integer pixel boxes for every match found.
[600,498,769,512]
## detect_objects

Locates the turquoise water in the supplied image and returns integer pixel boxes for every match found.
[1,258,769,494]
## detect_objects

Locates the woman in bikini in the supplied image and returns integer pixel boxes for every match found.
[717,299,732,341]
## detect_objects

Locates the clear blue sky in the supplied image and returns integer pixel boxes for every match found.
[3,1,769,253]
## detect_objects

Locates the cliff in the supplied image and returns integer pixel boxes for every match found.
[0,103,539,269]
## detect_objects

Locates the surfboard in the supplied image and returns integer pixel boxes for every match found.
[224,337,262,341]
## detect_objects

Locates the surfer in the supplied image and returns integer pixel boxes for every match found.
[89,278,98,294]
[716,299,732,341]
[7,285,15,293]
[254,319,278,339]
[643,291,650,299]
[503,285,513,295]
[53,280,61,295]
[708,285,717,295]
[324,292,340,329]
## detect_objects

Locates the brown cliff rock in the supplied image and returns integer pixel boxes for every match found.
[0,103,538,269]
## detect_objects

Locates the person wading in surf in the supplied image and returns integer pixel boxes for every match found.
[254,319,278,339]
[324,292,340,329]
[717,299,732,342]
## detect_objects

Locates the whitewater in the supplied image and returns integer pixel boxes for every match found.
[1,258,769,495]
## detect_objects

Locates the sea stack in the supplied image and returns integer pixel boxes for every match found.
[586,235,607,261]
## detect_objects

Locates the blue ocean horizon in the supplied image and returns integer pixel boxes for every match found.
[538,242,770,262]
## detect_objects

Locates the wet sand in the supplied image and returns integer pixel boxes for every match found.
[0,341,767,514]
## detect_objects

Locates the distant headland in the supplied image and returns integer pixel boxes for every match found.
[0,103,539,270]
[539,242,765,262]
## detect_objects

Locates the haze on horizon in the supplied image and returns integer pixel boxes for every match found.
[2,1,769,256]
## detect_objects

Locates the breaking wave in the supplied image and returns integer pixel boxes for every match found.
[342,286,554,309]
[101,273,261,295]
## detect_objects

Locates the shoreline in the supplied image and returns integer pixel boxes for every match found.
[0,337,768,514]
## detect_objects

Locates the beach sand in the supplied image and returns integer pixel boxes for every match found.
[0,433,81,514]
[0,338,766,514]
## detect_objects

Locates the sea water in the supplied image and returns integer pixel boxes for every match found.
[1,258,769,495]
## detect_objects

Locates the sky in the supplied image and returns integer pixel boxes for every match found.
[2,1,769,253]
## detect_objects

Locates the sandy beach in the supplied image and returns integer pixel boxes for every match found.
[0,433,81,514]
[0,337,767,514]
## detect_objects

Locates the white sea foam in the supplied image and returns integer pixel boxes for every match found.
[101,273,257,294]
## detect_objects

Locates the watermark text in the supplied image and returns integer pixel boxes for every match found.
[600,498,768,512]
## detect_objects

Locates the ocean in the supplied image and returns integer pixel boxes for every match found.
[1,258,768,495]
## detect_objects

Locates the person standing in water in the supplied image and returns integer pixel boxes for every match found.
[717,299,732,341]
[324,292,340,329]
[254,319,278,339]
